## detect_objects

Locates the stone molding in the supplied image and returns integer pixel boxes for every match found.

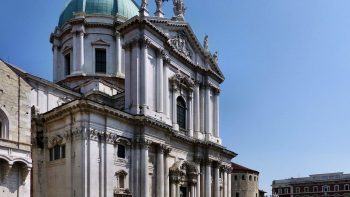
[170,71,195,91]
[169,31,192,59]
[40,100,237,158]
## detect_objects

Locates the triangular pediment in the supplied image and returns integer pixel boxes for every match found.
[91,39,110,46]
[116,17,225,81]
[147,19,225,79]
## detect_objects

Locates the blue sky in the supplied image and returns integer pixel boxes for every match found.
[1,0,350,194]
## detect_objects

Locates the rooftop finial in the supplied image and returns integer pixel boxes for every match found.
[155,0,166,17]
[173,0,185,21]
[140,0,150,16]
[204,35,209,51]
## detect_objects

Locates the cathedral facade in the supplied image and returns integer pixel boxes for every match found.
[0,0,238,197]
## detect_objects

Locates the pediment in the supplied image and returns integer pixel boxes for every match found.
[91,39,110,46]
[149,20,224,79]
[168,30,194,61]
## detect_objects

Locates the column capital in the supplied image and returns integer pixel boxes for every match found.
[115,31,121,37]
[140,139,152,149]
[139,37,152,48]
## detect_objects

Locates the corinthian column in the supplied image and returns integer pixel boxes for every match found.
[205,161,212,197]
[140,39,150,114]
[188,91,194,137]
[157,145,165,197]
[72,27,85,74]
[157,50,164,113]
[172,84,179,130]
[194,82,200,136]
[227,172,232,197]
[205,85,211,138]
[115,31,123,76]
[141,139,151,197]
[214,163,220,197]
[170,182,176,197]
[164,147,171,197]
[224,169,228,197]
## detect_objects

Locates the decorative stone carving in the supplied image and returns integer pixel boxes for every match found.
[57,96,71,106]
[169,160,198,184]
[169,32,192,59]
[49,135,64,147]
[141,0,149,10]
[173,0,186,20]
[115,170,128,177]
[170,71,195,91]
[213,51,218,63]
[204,35,209,51]
[91,39,110,46]
[140,139,152,149]
[140,0,150,16]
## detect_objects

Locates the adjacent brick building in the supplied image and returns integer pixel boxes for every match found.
[272,172,350,197]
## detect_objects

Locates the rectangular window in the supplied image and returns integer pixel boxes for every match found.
[345,184,350,191]
[65,53,71,75]
[304,187,309,192]
[54,145,61,160]
[49,145,66,161]
[296,187,300,193]
[117,144,125,159]
[284,188,289,194]
[313,186,318,192]
[334,185,339,191]
[49,149,54,161]
[95,48,106,73]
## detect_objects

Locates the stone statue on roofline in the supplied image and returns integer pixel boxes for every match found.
[213,51,219,63]
[204,35,209,51]
[173,0,186,20]
[141,0,149,10]
[155,0,168,17]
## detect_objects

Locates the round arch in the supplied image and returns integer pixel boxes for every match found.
[0,107,9,139]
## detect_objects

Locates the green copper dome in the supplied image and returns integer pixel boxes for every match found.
[58,0,139,26]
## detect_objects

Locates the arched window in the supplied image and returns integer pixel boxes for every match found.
[177,97,186,129]
[115,170,128,191]
[0,109,9,139]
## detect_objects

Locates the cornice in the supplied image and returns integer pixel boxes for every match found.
[40,99,236,158]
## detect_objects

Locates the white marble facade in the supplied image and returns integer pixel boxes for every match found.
[1,0,238,197]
